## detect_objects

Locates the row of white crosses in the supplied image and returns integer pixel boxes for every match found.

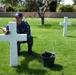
[0,22,27,67]
[60,17,72,36]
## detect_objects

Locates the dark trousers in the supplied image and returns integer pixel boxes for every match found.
[17,35,33,53]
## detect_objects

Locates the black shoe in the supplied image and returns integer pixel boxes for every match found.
[28,51,35,56]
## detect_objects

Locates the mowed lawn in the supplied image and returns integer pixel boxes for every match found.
[0,18,76,75]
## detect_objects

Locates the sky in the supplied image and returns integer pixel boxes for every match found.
[60,0,74,5]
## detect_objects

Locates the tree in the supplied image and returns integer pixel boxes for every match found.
[1,0,26,6]
[72,0,76,5]
[36,0,62,25]
[36,0,54,25]
[25,0,38,12]
[49,1,57,12]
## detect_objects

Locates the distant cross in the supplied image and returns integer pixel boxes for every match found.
[60,17,71,36]
[0,22,27,67]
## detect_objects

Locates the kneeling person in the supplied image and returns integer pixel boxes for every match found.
[2,12,35,56]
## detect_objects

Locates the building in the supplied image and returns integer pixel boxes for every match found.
[0,3,5,12]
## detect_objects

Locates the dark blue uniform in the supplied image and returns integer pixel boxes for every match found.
[5,20,33,54]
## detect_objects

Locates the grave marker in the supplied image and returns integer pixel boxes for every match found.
[0,22,27,67]
[60,17,71,36]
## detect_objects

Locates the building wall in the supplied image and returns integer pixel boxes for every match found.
[0,3,5,12]
[0,12,76,18]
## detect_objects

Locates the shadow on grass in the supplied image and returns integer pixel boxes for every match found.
[16,51,47,75]
[50,64,63,71]
[67,36,76,38]
[37,24,61,29]
[37,24,52,29]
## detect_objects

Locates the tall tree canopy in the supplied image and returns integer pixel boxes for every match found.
[1,0,18,6]
[72,0,76,5]
[1,0,62,6]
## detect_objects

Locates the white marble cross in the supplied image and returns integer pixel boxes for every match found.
[60,17,71,36]
[0,22,27,67]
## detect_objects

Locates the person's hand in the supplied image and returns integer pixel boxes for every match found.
[2,28,10,35]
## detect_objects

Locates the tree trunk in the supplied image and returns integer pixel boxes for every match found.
[41,16,44,25]
[38,11,45,25]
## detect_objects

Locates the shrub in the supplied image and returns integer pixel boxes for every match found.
[6,5,15,12]
[73,5,76,12]
[57,4,73,12]
[15,6,25,12]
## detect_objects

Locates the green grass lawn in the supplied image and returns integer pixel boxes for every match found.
[0,18,76,75]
